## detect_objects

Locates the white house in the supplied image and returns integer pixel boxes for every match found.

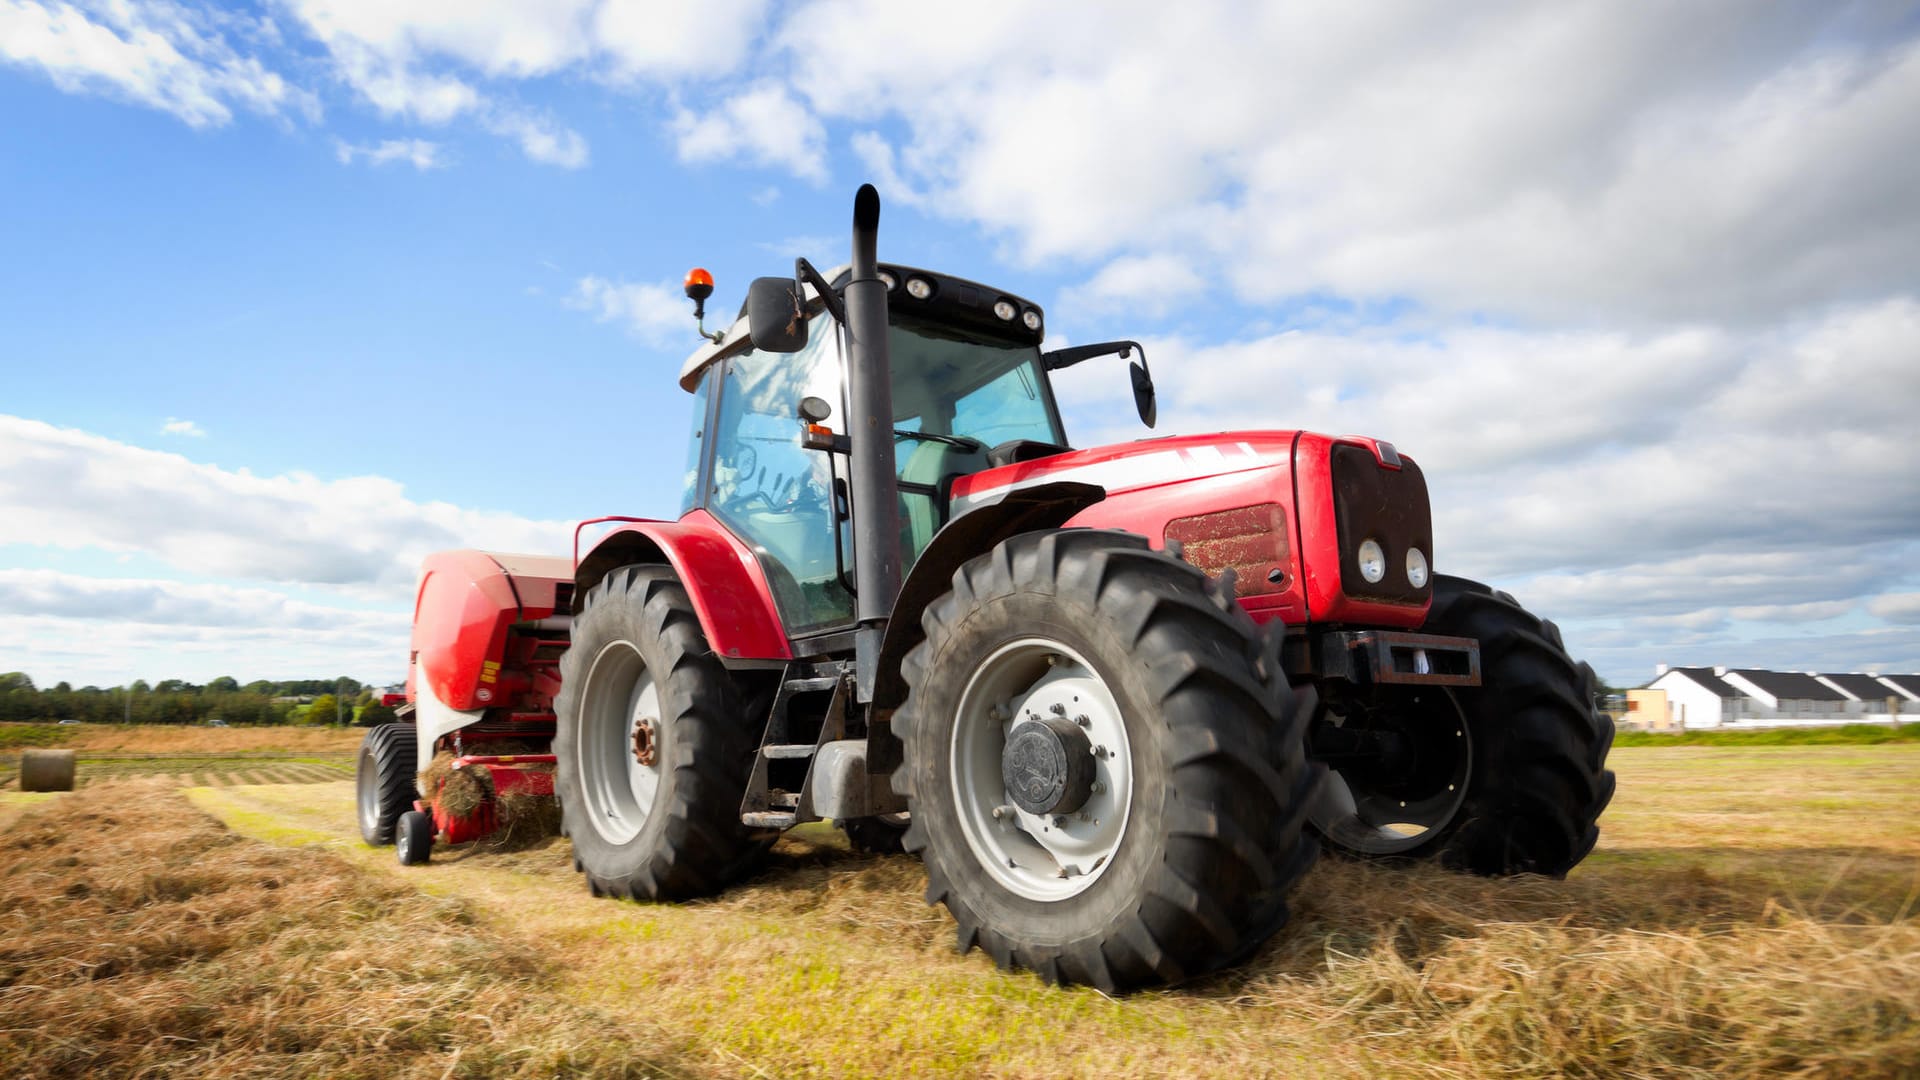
[1645,666,1744,729]
[1876,674,1920,714]
[1816,673,1914,717]
[1719,669,1851,725]
[1644,665,1919,729]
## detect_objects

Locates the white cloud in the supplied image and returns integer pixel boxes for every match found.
[0,415,573,592]
[483,108,588,168]
[1060,253,1205,316]
[779,1,1920,325]
[0,568,406,633]
[0,610,406,687]
[333,137,444,169]
[159,417,205,437]
[673,82,827,182]
[328,43,480,123]
[1868,593,1920,626]
[285,0,596,81]
[594,0,767,81]
[278,0,768,167]
[0,0,311,127]
[566,275,688,345]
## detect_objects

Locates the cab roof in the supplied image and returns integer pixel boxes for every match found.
[675,264,1044,392]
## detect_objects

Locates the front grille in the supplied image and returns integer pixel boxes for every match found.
[1330,444,1432,605]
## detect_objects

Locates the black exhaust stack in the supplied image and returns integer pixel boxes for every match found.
[844,184,901,700]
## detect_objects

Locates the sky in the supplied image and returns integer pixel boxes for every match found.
[2,0,1918,691]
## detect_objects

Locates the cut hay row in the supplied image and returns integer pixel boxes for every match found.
[0,781,678,1079]
[180,747,1920,1079]
[0,760,359,790]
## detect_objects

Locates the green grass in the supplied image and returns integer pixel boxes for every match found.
[0,723,70,749]
[1614,722,1920,747]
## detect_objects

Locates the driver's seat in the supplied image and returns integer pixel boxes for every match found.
[898,440,986,568]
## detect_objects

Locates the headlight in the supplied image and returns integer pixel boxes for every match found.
[993,299,1017,321]
[906,277,933,300]
[1357,539,1386,584]
[1405,547,1429,588]
[878,271,897,290]
[1022,309,1042,331]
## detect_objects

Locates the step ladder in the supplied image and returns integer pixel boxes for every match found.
[740,661,853,829]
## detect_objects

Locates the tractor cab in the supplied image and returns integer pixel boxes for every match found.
[677,265,1075,636]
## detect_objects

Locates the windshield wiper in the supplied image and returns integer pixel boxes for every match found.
[894,429,984,451]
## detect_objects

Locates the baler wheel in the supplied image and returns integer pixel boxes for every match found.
[554,565,770,901]
[356,723,417,846]
[397,810,434,865]
[1309,574,1616,877]
[893,529,1322,993]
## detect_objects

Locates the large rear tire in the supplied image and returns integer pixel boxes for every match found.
[1309,574,1615,876]
[894,529,1321,992]
[554,565,768,900]
[356,723,417,846]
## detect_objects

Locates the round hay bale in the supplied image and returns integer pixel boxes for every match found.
[20,749,77,792]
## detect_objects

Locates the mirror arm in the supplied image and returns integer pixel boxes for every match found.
[1042,340,1146,372]
[795,258,846,325]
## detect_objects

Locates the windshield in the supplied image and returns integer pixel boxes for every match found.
[887,317,1065,449]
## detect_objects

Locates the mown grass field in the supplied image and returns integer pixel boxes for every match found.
[0,723,360,791]
[2,743,1915,1078]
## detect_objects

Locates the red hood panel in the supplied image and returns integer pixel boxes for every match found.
[952,430,1300,510]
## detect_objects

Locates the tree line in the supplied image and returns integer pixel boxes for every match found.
[0,673,399,726]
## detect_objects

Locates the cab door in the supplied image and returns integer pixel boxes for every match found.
[703,321,855,635]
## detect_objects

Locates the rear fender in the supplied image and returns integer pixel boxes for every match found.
[574,509,792,662]
[866,481,1106,774]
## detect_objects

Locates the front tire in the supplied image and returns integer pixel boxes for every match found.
[554,565,767,900]
[356,723,417,846]
[894,529,1321,992]
[1309,574,1615,876]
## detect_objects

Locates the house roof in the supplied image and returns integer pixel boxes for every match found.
[1877,674,1920,699]
[1731,669,1848,702]
[1665,667,1740,699]
[1821,673,1901,701]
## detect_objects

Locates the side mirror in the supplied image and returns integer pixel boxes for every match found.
[1043,339,1156,429]
[746,277,808,353]
[1130,361,1156,428]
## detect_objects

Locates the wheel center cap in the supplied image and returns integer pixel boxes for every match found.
[1002,715,1095,815]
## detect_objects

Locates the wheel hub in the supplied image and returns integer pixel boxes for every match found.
[631,716,658,767]
[1002,715,1095,815]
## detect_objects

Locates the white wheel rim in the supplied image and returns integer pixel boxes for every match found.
[575,639,663,846]
[949,637,1134,902]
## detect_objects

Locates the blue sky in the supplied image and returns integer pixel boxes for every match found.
[2,0,1918,690]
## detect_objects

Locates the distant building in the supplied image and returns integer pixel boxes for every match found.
[1641,664,1919,729]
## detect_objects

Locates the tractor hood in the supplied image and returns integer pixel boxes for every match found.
[950,430,1302,515]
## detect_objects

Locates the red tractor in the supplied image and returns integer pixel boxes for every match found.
[357,185,1614,992]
